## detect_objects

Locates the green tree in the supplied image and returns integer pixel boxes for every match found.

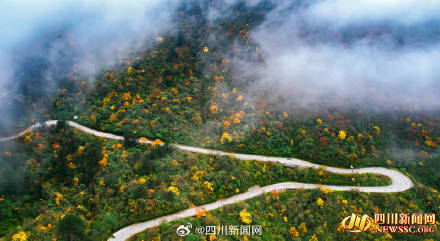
[57,214,87,241]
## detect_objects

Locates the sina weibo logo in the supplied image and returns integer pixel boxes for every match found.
[176,223,192,236]
[341,213,372,232]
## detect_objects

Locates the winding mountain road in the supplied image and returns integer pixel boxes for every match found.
[0,120,414,241]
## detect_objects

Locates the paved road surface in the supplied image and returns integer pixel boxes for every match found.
[0,120,414,241]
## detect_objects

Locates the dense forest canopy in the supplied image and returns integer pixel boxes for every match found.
[0,0,439,240]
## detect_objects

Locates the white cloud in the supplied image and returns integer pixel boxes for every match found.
[307,0,440,26]
[244,0,440,109]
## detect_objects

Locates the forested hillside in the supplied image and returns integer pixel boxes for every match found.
[1,1,439,241]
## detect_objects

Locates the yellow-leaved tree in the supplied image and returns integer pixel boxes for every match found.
[338,130,346,140]
[240,209,252,224]
[12,231,28,241]
[221,132,232,144]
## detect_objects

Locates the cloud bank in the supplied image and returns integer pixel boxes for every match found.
[244,0,440,110]
[307,0,440,26]
[0,0,178,132]
[1,0,440,133]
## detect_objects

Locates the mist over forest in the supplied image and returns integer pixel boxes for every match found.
[1,1,440,241]
[1,0,440,135]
